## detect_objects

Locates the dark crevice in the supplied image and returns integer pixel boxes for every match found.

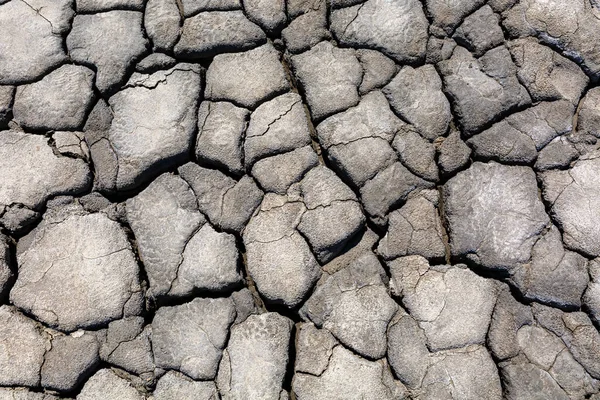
[151,284,246,310]
[8,305,107,335]
[372,233,395,288]
[264,302,303,324]
[572,81,599,134]
[118,218,152,317]
[468,148,537,168]
[235,236,267,313]
[436,186,452,265]
[281,323,297,393]
[280,48,326,165]
[97,155,197,204]
[0,184,96,241]
[74,5,146,14]
[516,35,598,83]
[0,235,18,304]
[445,90,538,142]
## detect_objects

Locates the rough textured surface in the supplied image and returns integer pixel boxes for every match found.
[437,130,472,176]
[578,88,600,138]
[443,162,549,272]
[356,50,397,95]
[360,161,434,227]
[0,306,48,387]
[467,100,574,164]
[243,0,286,34]
[426,0,485,34]
[301,253,397,359]
[175,11,265,59]
[145,0,181,52]
[217,312,293,399]
[491,288,600,399]
[127,173,241,299]
[294,345,406,399]
[503,0,600,78]
[90,65,202,192]
[0,85,14,128]
[330,0,428,63]
[0,235,12,301]
[153,297,236,380]
[0,131,91,230]
[438,46,531,134]
[13,65,95,131]
[98,317,154,377]
[245,92,312,167]
[383,65,451,140]
[291,41,362,121]
[509,38,589,104]
[0,0,70,85]
[282,5,330,54]
[67,11,148,94]
[388,259,498,351]
[378,191,445,261]
[41,331,100,392]
[243,195,320,307]
[316,91,403,187]
[0,388,61,399]
[453,5,504,57]
[196,101,249,175]
[243,169,363,305]
[76,0,145,12]
[155,371,218,400]
[77,369,144,400]
[135,53,177,73]
[11,203,143,332]
[178,163,264,233]
[419,345,502,399]
[3,2,600,397]
[252,146,319,194]
[180,0,241,16]
[541,152,600,257]
[511,225,589,308]
[205,43,289,109]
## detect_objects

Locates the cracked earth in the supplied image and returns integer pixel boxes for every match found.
[1,0,600,398]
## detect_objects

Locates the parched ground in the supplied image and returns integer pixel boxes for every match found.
[1,0,600,398]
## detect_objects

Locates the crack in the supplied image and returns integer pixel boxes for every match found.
[436,186,452,265]
[217,183,237,227]
[37,330,53,387]
[104,332,142,361]
[121,66,199,90]
[245,230,297,245]
[19,0,56,33]
[341,2,365,37]
[81,247,129,260]
[302,198,358,211]
[280,52,327,166]
[166,221,205,296]
[196,101,212,151]
[325,134,391,150]
[295,343,339,378]
[246,99,301,140]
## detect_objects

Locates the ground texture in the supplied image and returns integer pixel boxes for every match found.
[1,0,600,398]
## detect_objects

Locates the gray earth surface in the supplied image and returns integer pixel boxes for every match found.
[1,0,600,398]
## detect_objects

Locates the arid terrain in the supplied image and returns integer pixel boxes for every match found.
[1,0,600,398]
